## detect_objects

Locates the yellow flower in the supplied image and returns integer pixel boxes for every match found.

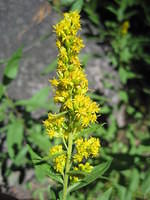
[43,114,65,139]
[121,21,130,35]
[44,11,102,177]
[78,162,93,173]
[50,145,63,155]
[74,137,100,162]
[50,78,59,87]
[54,154,66,174]
[70,175,79,183]
[48,129,56,138]
[49,145,66,174]
[71,37,84,54]
[64,98,73,109]
[74,138,89,162]
[73,95,99,127]
[70,162,93,183]
[87,137,101,157]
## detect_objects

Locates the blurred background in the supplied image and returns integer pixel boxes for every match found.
[0,0,150,199]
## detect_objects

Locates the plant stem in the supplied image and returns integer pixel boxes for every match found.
[62,132,73,200]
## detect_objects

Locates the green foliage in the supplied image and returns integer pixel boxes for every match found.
[41,59,57,75]
[4,48,22,80]
[7,118,24,159]
[15,86,51,112]
[1,0,150,199]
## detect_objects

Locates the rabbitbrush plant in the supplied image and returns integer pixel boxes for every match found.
[29,11,111,200]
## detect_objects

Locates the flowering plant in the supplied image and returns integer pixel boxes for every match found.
[29,11,111,200]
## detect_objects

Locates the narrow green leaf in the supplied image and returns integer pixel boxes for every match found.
[141,170,150,196]
[84,5,100,25]
[27,145,63,184]
[49,187,56,200]
[14,146,28,166]
[101,106,111,114]
[119,67,128,84]
[0,84,5,99]
[68,160,112,193]
[71,0,83,12]
[41,59,57,75]
[119,91,128,103]
[115,184,126,200]
[106,5,117,15]
[15,87,50,111]
[4,48,22,79]
[87,92,106,102]
[28,124,51,153]
[7,119,24,158]
[128,169,139,193]
[97,187,113,200]
[61,0,75,5]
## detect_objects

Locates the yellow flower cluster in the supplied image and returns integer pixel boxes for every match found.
[50,145,63,155]
[52,11,99,129]
[74,137,100,163]
[121,21,130,35]
[49,145,66,174]
[43,113,65,138]
[77,162,93,173]
[70,162,93,182]
[43,11,101,178]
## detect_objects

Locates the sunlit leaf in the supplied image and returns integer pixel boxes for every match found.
[15,87,51,111]
[71,0,83,12]
[4,48,22,79]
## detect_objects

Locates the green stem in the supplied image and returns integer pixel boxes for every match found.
[62,132,73,200]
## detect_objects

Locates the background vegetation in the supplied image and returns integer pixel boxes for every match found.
[0,0,150,199]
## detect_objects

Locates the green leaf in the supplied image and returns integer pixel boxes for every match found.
[79,53,92,67]
[127,106,135,115]
[120,48,132,62]
[119,91,128,103]
[49,187,56,200]
[106,5,117,15]
[101,106,111,114]
[141,170,150,196]
[97,187,113,200]
[68,160,112,193]
[0,99,9,121]
[14,146,28,166]
[4,48,22,79]
[71,0,83,12]
[28,125,51,153]
[27,145,63,184]
[119,67,136,84]
[15,87,50,111]
[61,0,75,6]
[84,5,100,26]
[87,92,106,102]
[115,184,126,200]
[7,119,24,158]
[135,145,150,155]
[41,59,57,75]
[128,169,139,193]
[0,84,5,99]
